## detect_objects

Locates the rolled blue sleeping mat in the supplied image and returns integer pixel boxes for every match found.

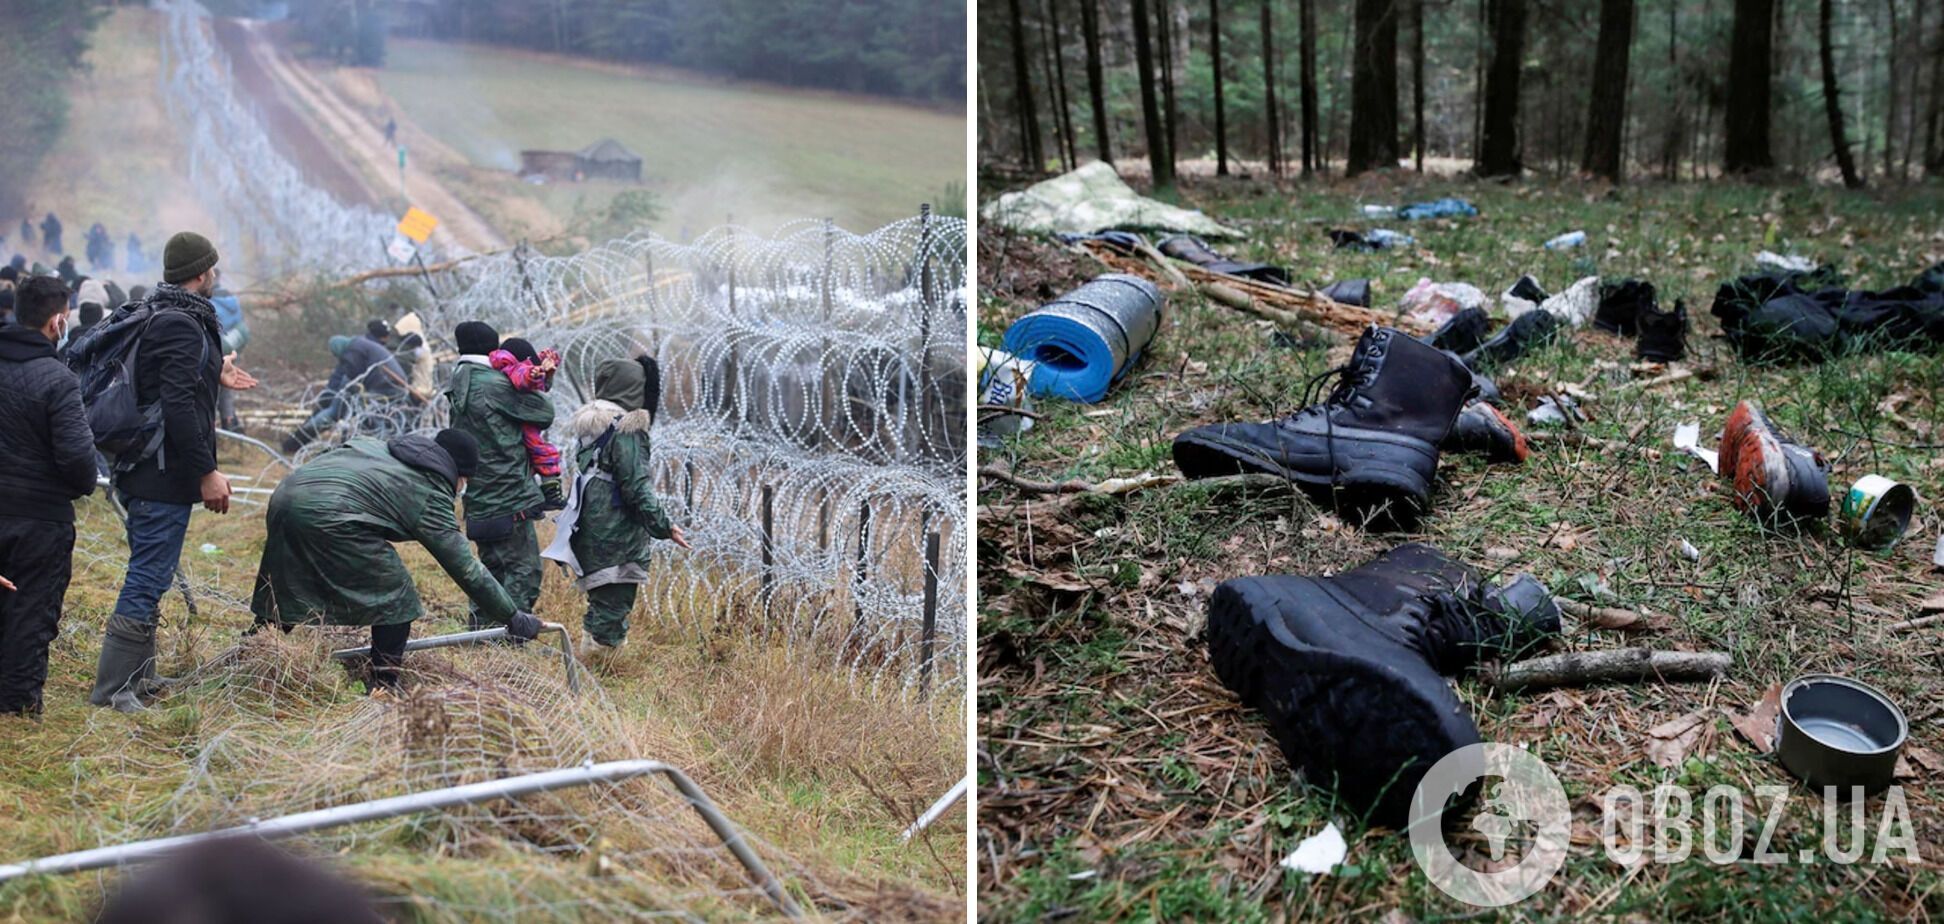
[1001,274,1165,403]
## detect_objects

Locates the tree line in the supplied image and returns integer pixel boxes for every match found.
[283,0,964,104]
[979,0,1944,187]
[0,0,111,219]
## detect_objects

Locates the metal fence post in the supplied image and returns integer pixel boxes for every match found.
[919,529,940,699]
[759,483,774,621]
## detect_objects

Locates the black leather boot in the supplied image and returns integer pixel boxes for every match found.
[1635,298,1689,362]
[1205,543,1560,827]
[1462,309,1561,372]
[1173,327,1476,513]
[1595,279,1658,335]
[1422,306,1491,355]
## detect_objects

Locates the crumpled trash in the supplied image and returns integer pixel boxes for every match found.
[1360,204,1396,218]
[199,543,222,555]
[1673,421,1719,472]
[1328,228,1415,251]
[1528,394,1583,426]
[1397,197,1479,221]
[977,347,1036,439]
[1933,534,1943,569]
[1756,250,1817,274]
[1510,275,1601,326]
[1400,277,1488,326]
[1545,230,1587,250]
[1501,275,1550,317]
[1280,821,1348,874]
[1678,539,1701,562]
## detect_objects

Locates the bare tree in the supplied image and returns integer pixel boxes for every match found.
[1132,0,1175,185]
[1157,0,1179,171]
[1582,0,1635,180]
[1820,0,1866,186]
[1347,0,1401,174]
[1039,0,1078,169]
[1413,0,1426,171]
[1008,0,1046,170]
[1475,0,1526,176]
[1081,0,1113,163]
[1723,0,1776,173]
[1211,0,1230,175]
[1930,0,1944,174]
[1262,0,1283,175]
[1299,0,1319,173]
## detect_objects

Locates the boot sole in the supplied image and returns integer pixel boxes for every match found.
[1719,403,1829,522]
[1173,429,1438,512]
[1207,579,1471,827]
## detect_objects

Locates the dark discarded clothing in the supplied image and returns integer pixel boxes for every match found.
[1205,543,1559,826]
[1157,234,1291,285]
[113,284,223,505]
[250,436,517,628]
[1711,264,1944,363]
[1320,278,1370,307]
[0,515,76,714]
[0,325,98,523]
[446,359,555,520]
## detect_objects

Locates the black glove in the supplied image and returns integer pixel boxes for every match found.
[539,478,566,511]
[506,611,543,642]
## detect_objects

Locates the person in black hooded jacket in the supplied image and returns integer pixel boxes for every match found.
[0,275,96,715]
[89,232,259,712]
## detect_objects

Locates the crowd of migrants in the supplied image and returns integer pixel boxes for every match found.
[0,231,689,716]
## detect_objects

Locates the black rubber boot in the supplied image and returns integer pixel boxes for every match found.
[1595,279,1658,335]
[1422,306,1491,355]
[1462,309,1561,372]
[88,616,157,713]
[1172,327,1476,515]
[1635,298,1689,362]
[1205,543,1560,827]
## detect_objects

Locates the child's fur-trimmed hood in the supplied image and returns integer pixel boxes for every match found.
[570,399,652,441]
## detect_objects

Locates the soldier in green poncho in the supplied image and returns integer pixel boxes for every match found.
[445,321,556,630]
[249,430,544,688]
[542,356,689,652]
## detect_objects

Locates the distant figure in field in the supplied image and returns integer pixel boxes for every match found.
[16,219,31,248]
[383,116,397,146]
[85,222,113,271]
[54,256,78,286]
[38,213,60,255]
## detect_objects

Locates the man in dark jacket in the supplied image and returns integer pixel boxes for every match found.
[280,320,413,453]
[251,430,542,689]
[446,320,555,630]
[89,232,259,712]
[0,276,97,714]
[39,213,61,255]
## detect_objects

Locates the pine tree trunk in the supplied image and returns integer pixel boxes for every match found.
[1045,0,1080,169]
[1212,0,1229,175]
[1663,0,1682,180]
[1930,0,1944,174]
[1009,0,1046,171]
[1413,0,1426,171]
[1262,0,1283,175]
[1299,0,1319,173]
[1037,0,1071,170]
[1886,0,1900,179]
[1082,0,1113,163]
[1820,0,1866,187]
[1475,0,1526,176]
[1347,0,1401,174]
[1723,0,1776,173]
[1157,0,1179,172]
[1132,0,1175,185]
[1582,0,1635,180]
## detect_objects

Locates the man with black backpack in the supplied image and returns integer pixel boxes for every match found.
[0,276,96,716]
[80,232,259,712]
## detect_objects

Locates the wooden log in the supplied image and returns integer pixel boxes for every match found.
[1492,648,1731,691]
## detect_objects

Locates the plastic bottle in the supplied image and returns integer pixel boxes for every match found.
[1544,231,1587,250]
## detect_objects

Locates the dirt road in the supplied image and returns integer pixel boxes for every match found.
[215,19,508,254]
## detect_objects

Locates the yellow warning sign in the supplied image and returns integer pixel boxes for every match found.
[397,207,439,243]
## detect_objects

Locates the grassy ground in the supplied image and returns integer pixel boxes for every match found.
[976,173,1944,921]
[367,39,964,238]
[0,443,964,921]
[9,8,217,285]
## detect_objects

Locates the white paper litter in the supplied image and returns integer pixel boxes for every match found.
[1280,822,1348,874]
[1933,533,1943,569]
[1679,539,1701,562]
[1756,250,1816,273]
[1536,276,1601,327]
[1672,421,1719,472]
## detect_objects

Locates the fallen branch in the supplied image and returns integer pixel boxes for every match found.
[1886,613,1944,633]
[979,466,1286,501]
[1558,598,1660,631]
[1129,236,1193,290]
[1492,648,1731,691]
[1079,241,1417,336]
[1201,282,1340,344]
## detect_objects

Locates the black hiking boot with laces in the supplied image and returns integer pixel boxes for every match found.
[1635,298,1689,362]
[1172,327,1476,515]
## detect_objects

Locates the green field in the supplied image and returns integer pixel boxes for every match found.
[376,39,964,237]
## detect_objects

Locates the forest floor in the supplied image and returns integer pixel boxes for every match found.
[0,440,966,921]
[976,171,1944,921]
